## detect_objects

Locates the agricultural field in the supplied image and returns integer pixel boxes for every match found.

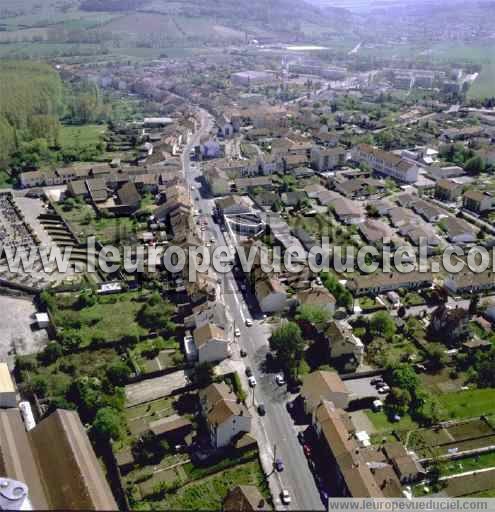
[59,124,106,152]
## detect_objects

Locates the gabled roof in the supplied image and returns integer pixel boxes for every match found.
[224,485,269,511]
[301,370,349,403]
[193,323,227,347]
[199,382,250,426]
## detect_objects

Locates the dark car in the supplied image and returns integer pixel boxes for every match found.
[245,366,253,377]
[240,349,247,358]
[257,403,266,416]
[275,458,284,472]
[297,431,305,444]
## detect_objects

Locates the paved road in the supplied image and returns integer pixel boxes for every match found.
[182,109,324,511]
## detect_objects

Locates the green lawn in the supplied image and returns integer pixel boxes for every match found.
[51,291,154,346]
[367,410,419,435]
[59,124,106,151]
[438,388,495,420]
[441,451,495,477]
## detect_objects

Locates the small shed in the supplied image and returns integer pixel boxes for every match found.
[0,363,16,408]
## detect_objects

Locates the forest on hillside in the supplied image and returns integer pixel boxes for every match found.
[0,61,112,173]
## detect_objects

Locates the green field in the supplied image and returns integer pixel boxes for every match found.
[59,124,106,151]
[438,388,495,419]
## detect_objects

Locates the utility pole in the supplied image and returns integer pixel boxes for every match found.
[273,443,277,465]
[251,385,255,408]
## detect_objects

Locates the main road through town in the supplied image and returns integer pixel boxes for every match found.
[181,109,324,511]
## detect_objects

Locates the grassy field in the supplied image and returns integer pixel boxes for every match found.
[438,388,495,420]
[367,410,419,435]
[154,459,268,510]
[51,291,152,346]
[59,124,106,151]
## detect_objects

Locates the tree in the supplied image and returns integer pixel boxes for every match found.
[370,311,396,339]
[475,348,495,388]
[270,321,305,377]
[295,304,332,330]
[92,407,122,442]
[464,155,485,175]
[469,295,479,316]
[387,364,419,394]
[193,362,214,387]
[38,342,63,365]
[386,387,411,416]
[106,361,131,386]
[426,343,448,370]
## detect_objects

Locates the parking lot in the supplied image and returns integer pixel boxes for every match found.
[0,295,48,367]
[345,376,383,400]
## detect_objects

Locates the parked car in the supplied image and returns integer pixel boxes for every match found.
[248,376,257,387]
[234,328,241,337]
[257,403,266,416]
[281,490,291,505]
[370,378,381,385]
[275,459,284,472]
[297,431,305,444]
[245,318,253,327]
[275,374,285,386]
[245,366,253,377]
[303,444,311,457]
[240,349,247,358]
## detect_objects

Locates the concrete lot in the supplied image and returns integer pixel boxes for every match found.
[125,369,192,407]
[0,295,48,368]
[345,376,381,400]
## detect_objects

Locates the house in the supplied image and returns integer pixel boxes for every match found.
[233,176,273,195]
[367,198,394,216]
[463,190,494,213]
[426,165,465,181]
[335,178,385,200]
[0,363,16,408]
[149,414,193,443]
[281,191,308,207]
[382,443,426,484]
[216,196,251,216]
[297,286,336,315]
[223,485,269,511]
[429,304,469,345]
[435,179,463,202]
[199,138,222,159]
[115,181,141,214]
[193,323,231,364]
[352,144,420,183]
[205,167,230,196]
[444,270,495,294]
[312,401,384,498]
[325,320,365,368]
[311,147,346,171]
[388,207,417,228]
[199,382,252,448]
[348,271,433,296]
[440,216,477,244]
[359,219,393,246]
[255,276,287,313]
[0,408,119,510]
[329,197,365,224]
[301,370,351,414]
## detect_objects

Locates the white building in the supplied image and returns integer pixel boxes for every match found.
[199,382,252,448]
[301,370,352,415]
[255,277,287,313]
[193,324,231,364]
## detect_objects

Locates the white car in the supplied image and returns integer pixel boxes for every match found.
[275,374,285,386]
[245,318,253,327]
[281,490,291,505]
[234,328,241,337]
[248,376,257,387]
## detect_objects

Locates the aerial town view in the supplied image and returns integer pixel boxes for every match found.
[2,0,495,510]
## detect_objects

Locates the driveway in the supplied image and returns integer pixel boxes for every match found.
[345,377,381,400]
[125,369,192,407]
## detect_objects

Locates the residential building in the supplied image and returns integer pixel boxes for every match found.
[311,147,346,171]
[348,272,433,296]
[0,408,117,510]
[301,370,351,414]
[223,485,269,511]
[312,401,384,498]
[435,179,463,202]
[206,167,230,196]
[382,443,426,484]
[193,323,231,364]
[463,190,494,213]
[216,196,251,216]
[335,178,385,200]
[440,216,477,244]
[199,382,252,448]
[445,270,495,294]
[297,286,336,315]
[325,320,365,368]
[352,144,420,183]
[255,276,287,313]
[329,197,365,224]
[0,363,16,408]
[359,219,394,246]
